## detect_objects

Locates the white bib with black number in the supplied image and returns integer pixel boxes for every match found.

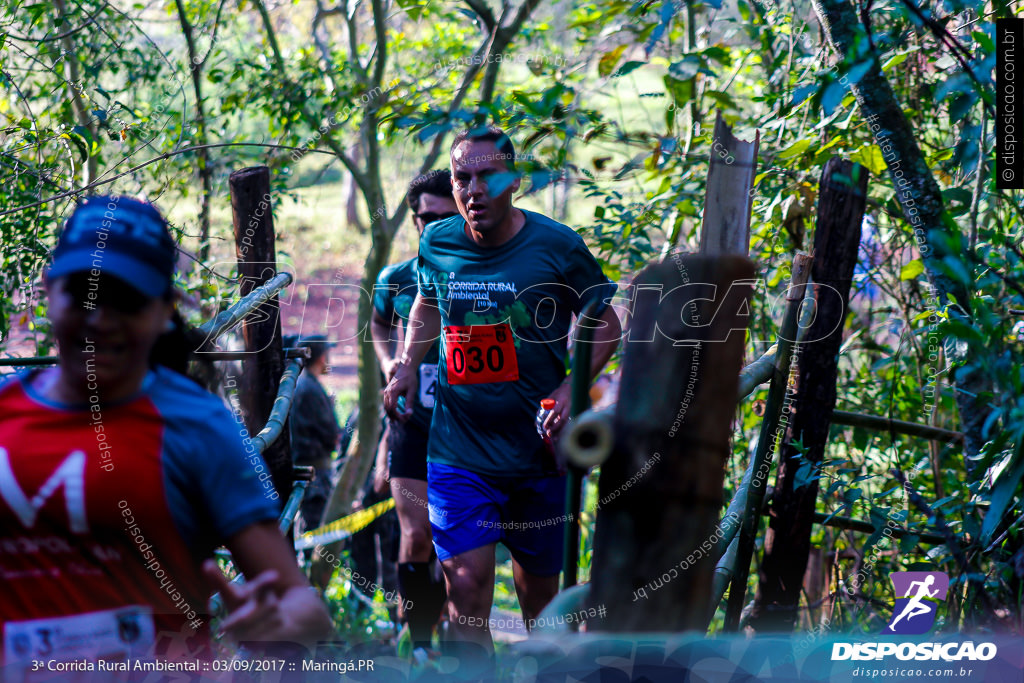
[418,364,438,409]
[4,606,155,681]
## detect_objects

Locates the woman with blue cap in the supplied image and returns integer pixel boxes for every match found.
[0,196,332,670]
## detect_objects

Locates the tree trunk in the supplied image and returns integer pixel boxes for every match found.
[54,0,98,186]
[812,0,992,471]
[230,166,291,504]
[747,158,867,631]
[310,189,393,589]
[174,0,213,262]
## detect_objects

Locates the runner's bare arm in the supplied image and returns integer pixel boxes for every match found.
[370,309,401,379]
[206,521,333,647]
[382,294,441,420]
[373,423,391,494]
[544,305,622,436]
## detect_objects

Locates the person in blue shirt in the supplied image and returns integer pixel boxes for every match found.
[383,127,621,652]
[371,169,457,653]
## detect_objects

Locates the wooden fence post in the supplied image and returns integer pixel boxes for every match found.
[230,166,291,506]
[587,255,754,631]
[698,111,759,256]
[748,158,867,630]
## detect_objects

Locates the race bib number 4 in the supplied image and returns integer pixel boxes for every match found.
[444,324,519,385]
[418,364,438,408]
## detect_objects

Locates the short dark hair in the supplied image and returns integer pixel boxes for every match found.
[450,125,516,171]
[286,334,334,365]
[407,169,454,213]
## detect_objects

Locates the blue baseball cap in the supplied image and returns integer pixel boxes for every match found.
[48,196,176,299]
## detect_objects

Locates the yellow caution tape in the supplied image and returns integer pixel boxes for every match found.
[294,498,395,550]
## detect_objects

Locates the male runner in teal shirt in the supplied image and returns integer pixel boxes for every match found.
[383,126,621,652]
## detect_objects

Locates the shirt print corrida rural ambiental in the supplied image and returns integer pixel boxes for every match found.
[417,209,616,477]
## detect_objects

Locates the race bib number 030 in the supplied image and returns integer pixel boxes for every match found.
[444,324,519,385]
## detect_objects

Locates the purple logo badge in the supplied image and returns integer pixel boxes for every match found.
[886,571,948,634]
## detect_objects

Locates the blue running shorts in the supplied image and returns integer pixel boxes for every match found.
[427,462,567,577]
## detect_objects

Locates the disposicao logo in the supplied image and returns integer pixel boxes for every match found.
[886,571,948,635]
[831,570,997,663]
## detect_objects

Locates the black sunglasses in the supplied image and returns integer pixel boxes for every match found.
[416,211,458,225]
[63,272,153,314]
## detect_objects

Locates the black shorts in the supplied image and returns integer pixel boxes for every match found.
[387,420,429,481]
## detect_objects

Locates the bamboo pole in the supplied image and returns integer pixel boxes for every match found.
[194,271,293,347]
[831,410,963,444]
[251,357,304,454]
[562,300,598,589]
[197,347,310,362]
[806,512,945,545]
[723,253,813,631]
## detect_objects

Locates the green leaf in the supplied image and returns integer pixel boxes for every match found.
[668,55,701,81]
[875,485,901,499]
[849,145,887,175]
[972,31,994,53]
[25,3,47,23]
[899,533,920,553]
[663,75,694,109]
[900,259,925,281]
[394,0,426,20]
[777,138,811,161]
[704,89,738,110]
[598,45,627,78]
[882,53,910,72]
[613,61,645,78]
[980,446,1024,545]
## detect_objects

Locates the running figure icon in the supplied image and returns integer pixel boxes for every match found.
[888,574,939,632]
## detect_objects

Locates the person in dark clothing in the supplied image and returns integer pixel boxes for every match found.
[288,334,341,534]
[372,169,457,654]
[348,438,400,624]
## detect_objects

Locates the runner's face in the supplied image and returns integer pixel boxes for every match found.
[451,140,520,233]
[413,192,459,235]
[46,273,173,398]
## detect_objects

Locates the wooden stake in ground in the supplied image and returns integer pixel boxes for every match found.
[748,158,867,631]
[230,166,291,506]
[698,111,759,257]
[587,255,754,631]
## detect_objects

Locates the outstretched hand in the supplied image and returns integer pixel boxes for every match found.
[204,560,293,643]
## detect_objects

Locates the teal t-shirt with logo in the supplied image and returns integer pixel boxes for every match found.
[373,257,440,433]
[417,209,616,477]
